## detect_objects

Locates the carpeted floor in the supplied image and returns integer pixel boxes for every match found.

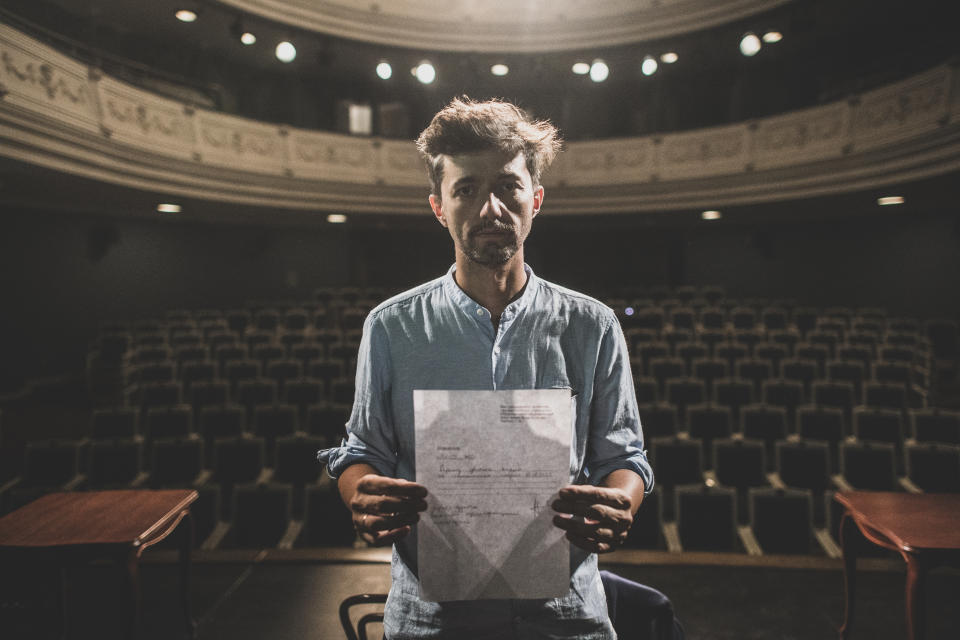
[2,554,958,639]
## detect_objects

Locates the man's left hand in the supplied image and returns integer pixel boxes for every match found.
[551,485,635,553]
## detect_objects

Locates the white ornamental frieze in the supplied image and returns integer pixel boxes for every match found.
[97,77,195,158]
[0,24,98,132]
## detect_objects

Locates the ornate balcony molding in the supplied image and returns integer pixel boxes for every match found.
[0,23,959,218]
[216,0,793,53]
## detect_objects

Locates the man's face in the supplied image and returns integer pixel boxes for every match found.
[429,150,544,267]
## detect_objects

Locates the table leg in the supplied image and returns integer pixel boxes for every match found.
[838,512,858,639]
[124,549,142,640]
[904,554,926,640]
[180,510,197,639]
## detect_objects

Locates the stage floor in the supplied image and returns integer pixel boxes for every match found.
[2,549,958,639]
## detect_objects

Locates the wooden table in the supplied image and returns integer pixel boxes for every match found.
[0,489,198,639]
[835,491,960,640]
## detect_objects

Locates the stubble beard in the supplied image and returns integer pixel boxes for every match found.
[461,227,522,267]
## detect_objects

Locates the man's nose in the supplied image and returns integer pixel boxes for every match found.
[479,192,504,219]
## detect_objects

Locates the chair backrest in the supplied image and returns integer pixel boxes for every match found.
[338,574,685,640]
[339,594,387,640]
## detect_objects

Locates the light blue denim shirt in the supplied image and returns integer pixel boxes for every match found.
[318,264,653,639]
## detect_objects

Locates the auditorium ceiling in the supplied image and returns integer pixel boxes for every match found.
[0,0,958,226]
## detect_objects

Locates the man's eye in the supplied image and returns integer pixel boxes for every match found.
[500,183,520,192]
[454,186,475,197]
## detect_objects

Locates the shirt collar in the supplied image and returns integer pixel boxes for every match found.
[443,262,539,320]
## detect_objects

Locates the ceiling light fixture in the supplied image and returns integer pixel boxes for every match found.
[589,59,609,83]
[641,55,658,76]
[275,41,297,63]
[327,214,347,223]
[157,203,182,214]
[877,196,905,206]
[660,52,679,64]
[701,210,722,220]
[491,64,509,77]
[762,31,783,43]
[175,10,198,23]
[414,61,436,84]
[240,32,256,45]
[376,61,392,80]
[572,62,590,75]
[740,33,762,57]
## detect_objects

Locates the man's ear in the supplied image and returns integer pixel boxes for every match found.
[532,186,544,218]
[429,194,447,227]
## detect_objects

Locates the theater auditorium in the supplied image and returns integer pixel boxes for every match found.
[0,0,959,638]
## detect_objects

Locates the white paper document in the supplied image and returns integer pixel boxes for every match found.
[414,389,572,602]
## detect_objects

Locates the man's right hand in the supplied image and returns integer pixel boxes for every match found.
[340,466,428,546]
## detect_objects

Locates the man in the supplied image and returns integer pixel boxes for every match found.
[318,97,653,639]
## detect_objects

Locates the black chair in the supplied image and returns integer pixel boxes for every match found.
[338,572,685,640]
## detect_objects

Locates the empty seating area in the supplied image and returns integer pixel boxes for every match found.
[3,285,959,557]
[612,286,960,556]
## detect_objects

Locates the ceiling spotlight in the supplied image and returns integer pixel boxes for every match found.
[275,41,296,63]
[701,210,722,220]
[491,63,509,77]
[157,203,182,214]
[877,196,905,206]
[175,9,198,23]
[240,32,256,45]
[572,62,590,75]
[740,32,762,57]
[589,59,609,83]
[660,52,678,64]
[327,214,347,223]
[762,31,783,43]
[641,55,658,76]
[414,61,436,84]
[376,61,392,80]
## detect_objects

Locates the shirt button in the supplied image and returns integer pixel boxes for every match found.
[476,308,484,316]
[493,347,500,354]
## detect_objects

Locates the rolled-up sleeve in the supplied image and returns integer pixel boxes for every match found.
[584,314,654,494]
[317,311,398,480]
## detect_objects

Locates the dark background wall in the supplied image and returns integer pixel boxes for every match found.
[2,206,959,389]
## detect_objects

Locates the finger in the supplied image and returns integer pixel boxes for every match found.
[552,515,618,543]
[351,493,428,515]
[361,525,412,547]
[563,530,613,554]
[557,485,631,510]
[361,511,421,533]
[357,475,428,498]
[551,501,632,531]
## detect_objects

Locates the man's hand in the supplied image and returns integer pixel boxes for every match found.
[342,467,428,546]
[551,469,645,553]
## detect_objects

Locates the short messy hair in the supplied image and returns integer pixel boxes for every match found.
[415,96,562,197]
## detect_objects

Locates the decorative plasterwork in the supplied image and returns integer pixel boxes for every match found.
[0,23,959,217]
[216,0,793,52]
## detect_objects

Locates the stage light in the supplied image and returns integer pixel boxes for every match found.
[327,214,347,223]
[877,196,904,206]
[762,31,783,43]
[175,10,197,23]
[740,33,762,57]
[624,307,635,317]
[275,41,297,63]
[660,52,678,64]
[572,62,590,75]
[641,55,658,76]
[157,203,181,214]
[376,61,392,79]
[589,59,609,82]
[240,32,256,45]
[702,210,722,220]
[491,64,509,77]
[414,61,436,84]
